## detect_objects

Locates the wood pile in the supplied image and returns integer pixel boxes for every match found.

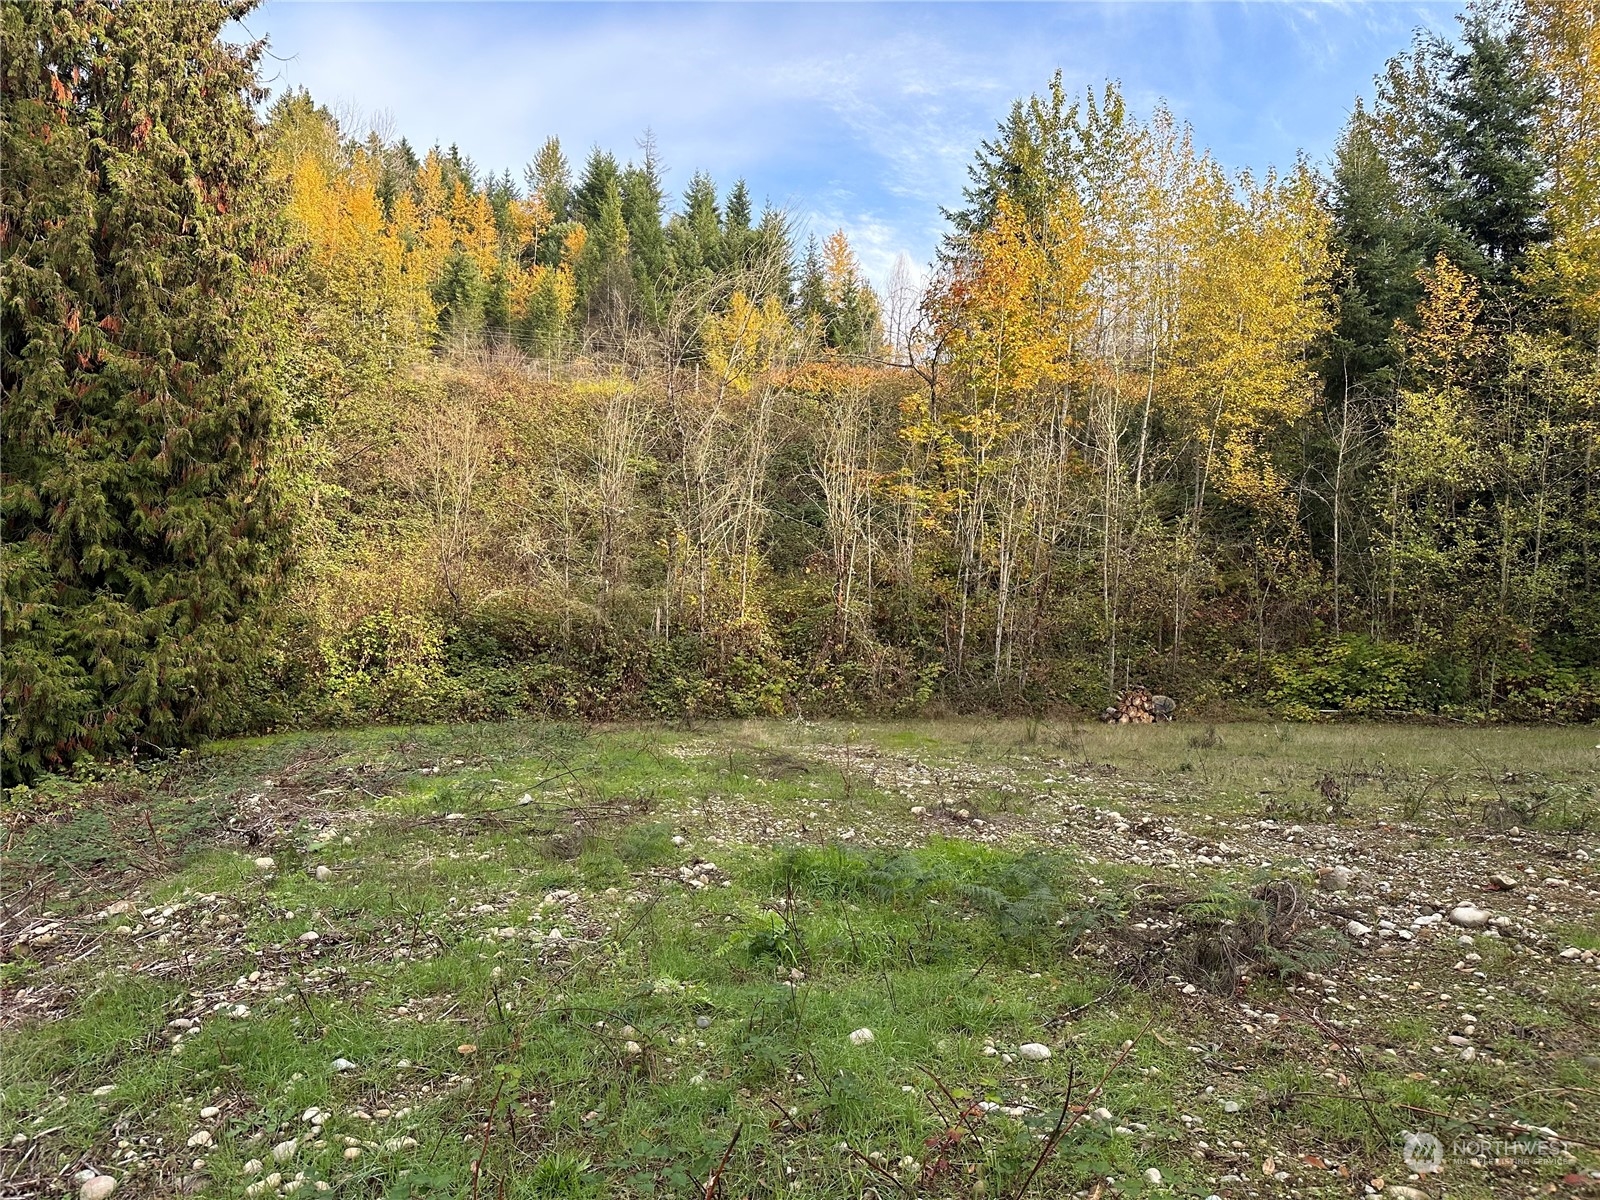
[1100,687,1177,724]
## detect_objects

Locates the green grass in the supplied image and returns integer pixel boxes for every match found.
[3,719,1596,1198]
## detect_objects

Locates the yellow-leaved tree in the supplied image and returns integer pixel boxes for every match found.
[1166,163,1333,524]
[1380,253,1488,633]
[1524,0,1600,334]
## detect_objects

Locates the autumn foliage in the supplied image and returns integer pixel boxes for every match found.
[4,1,1598,777]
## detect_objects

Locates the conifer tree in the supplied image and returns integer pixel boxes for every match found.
[573,148,623,227]
[1,0,289,779]
[525,136,573,266]
[432,250,487,343]
[575,178,631,321]
[1325,99,1427,396]
[621,135,669,320]
[1422,9,1550,286]
[721,179,755,271]
[668,172,723,284]
[795,236,829,334]
[753,204,795,303]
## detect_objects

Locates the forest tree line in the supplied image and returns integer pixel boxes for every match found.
[2,0,1597,779]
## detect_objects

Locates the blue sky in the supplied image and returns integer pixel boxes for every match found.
[241,1,1461,286]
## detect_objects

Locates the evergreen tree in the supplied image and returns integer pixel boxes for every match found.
[1422,10,1550,287]
[1325,99,1428,397]
[621,134,668,320]
[573,147,623,227]
[1,0,290,779]
[484,263,512,338]
[525,136,572,266]
[795,235,829,331]
[443,141,477,194]
[575,177,631,321]
[946,69,1078,245]
[668,171,723,283]
[720,178,755,271]
[753,204,796,303]
[432,250,487,343]
[724,179,753,236]
[486,167,518,248]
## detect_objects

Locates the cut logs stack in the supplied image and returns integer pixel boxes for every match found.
[1100,687,1176,724]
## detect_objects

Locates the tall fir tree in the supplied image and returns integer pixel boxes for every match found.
[1325,99,1428,398]
[1,0,290,779]
[753,204,795,304]
[795,235,829,332]
[620,134,669,321]
[668,171,723,284]
[432,250,487,344]
[720,178,755,271]
[575,177,631,323]
[573,147,623,228]
[1422,8,1551,287]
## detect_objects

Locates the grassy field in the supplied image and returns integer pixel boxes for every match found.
[3,718,1598,1200]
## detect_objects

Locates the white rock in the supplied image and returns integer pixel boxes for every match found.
[848,1027,875,1046]
[297,930,320,944]
[1448,905,1492,930]
[79,1178,117,1200]
[1345,920,1372,937]
[1017,1043,1052,1061]
[332,1058,356,1071]
[1144,1168,1163,1185]
[1089,1107,1114,1123]
[92,1084,116,1097]
[253,857,276,872]
[272,1139,298,1162]
[199,1106,220,1119]
[186,1131,213,1147]
[1222,1100,1241,1113]
[242,1160,262,1176]
[314,866,333,882]
[1559,947,1583,959]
